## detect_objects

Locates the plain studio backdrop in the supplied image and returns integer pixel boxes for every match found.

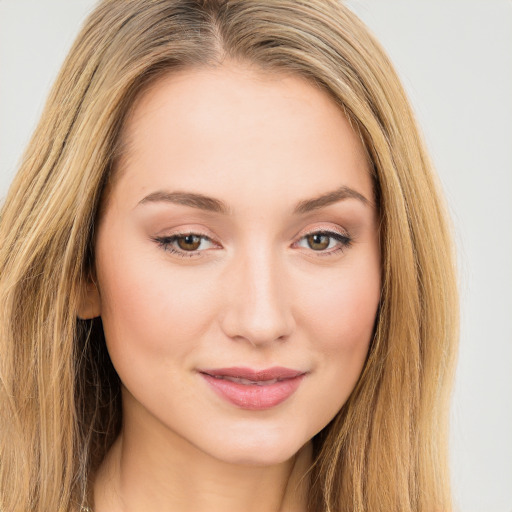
[1,1,511,511]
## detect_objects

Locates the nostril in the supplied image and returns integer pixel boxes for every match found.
[219,305,295,347]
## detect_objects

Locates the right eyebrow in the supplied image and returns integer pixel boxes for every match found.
[137,190,231,214]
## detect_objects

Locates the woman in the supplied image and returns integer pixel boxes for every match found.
[0,1,458,511]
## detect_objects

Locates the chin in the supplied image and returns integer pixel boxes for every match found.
[197,424,310,467]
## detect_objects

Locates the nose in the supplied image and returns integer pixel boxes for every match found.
[219,247,295,347]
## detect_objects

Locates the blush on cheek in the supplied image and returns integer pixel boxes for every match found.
[309,280,378,349]
[98,243,221,361]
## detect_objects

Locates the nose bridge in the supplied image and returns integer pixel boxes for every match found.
[220,243,294,345]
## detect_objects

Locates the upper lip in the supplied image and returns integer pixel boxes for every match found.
[199,366,306,381]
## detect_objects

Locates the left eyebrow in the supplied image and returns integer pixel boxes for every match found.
[293,185,371,214]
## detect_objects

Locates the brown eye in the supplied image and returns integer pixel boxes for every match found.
[306,234,330,251]
[153,232,218,257]
[176,234,202,251]
[295,230,352,255]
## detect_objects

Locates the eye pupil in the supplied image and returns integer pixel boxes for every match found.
[177,235,201,251]
[307,234,330,250]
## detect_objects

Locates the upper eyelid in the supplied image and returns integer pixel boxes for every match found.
[158,230,216,242]
[294,225,350,240]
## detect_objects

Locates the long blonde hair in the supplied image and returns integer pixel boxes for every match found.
[0,1,458,511]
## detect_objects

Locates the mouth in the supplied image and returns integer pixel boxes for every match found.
[198,367,307,410]
[208,375,281,386]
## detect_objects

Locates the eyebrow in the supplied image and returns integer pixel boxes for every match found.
[293,185,370,214]
[137,185,371,214]
[138,190,231,214]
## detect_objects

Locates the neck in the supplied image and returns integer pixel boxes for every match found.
[92,394,312,512]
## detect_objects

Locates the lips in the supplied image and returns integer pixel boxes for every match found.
[199,366,306,410]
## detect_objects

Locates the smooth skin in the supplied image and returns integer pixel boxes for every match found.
[80,61,381,512]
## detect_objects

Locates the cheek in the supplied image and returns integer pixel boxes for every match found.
[95,238,217,366]
[302,262,380,357]
[284,257,380,441]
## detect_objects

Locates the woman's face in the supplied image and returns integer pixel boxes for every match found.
[87,62,381,466]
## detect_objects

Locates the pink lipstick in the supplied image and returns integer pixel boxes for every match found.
[199,367,306,410]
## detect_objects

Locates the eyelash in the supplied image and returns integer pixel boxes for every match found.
[152,230,352,259]
[152,232,219,258]
[295,230,352,257]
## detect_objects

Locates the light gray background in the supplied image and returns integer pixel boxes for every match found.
[1,1,511,511]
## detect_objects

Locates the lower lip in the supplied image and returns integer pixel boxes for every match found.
[200,373,305,410]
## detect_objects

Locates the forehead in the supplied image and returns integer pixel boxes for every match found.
[110,62,373,210]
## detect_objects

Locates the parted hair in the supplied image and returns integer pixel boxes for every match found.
[0,1,458,511]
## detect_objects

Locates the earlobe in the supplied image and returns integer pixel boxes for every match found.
[77,278,101,319]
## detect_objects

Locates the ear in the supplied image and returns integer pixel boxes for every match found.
[77,277,101,320]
